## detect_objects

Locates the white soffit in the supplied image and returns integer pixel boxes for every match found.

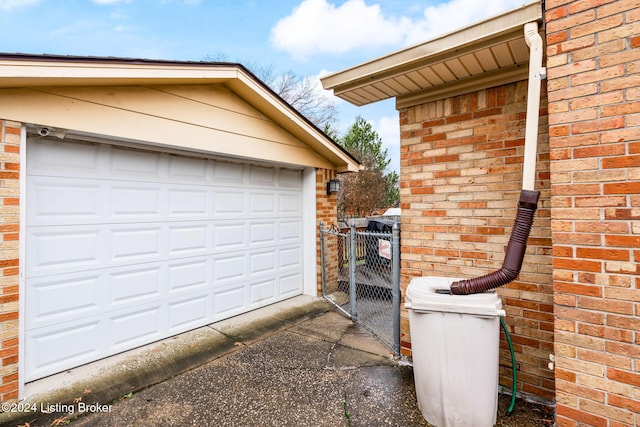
[321,1,543,109]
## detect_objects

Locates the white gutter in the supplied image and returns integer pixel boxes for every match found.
[522,21,546,191]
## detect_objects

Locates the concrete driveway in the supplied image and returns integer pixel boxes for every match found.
[12,297,426,426]
[8,296,552,427]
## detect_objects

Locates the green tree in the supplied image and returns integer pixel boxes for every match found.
[338,116,399,217]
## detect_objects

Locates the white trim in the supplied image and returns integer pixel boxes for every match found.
[18,125,27,400]
[302,167,317,296]
[26,126,307,172]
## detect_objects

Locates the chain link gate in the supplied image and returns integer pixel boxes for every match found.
[320,221,400,354]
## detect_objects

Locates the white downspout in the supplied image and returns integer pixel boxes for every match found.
[522,21,546,191]
[449,21,546,295]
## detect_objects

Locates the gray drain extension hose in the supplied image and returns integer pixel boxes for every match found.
[450,189,540,295]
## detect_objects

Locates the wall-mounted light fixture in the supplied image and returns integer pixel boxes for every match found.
[326,179,340,196]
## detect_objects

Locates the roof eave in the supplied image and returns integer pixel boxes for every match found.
[0,53,360,173]
[321,0,543,107]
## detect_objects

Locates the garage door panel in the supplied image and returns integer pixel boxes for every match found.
[213,255,246,282]
[110,266,163,305]
[214,285,246,317]
[280,193,302,214]
[110,147,162,179]
[111,226,163,262]
[168,224,210,254]
[28,222,297,278]
[110,184,163,218]
[168,295,210,333]
[168,155,209,183]
[26,274,103,328]
[109,306,163,351]
[213,190,244,215]
[249,251,276,275]
[26,139,304,381]
[249,192,275,214]
[167,259,210,293]
[281,273,303,297]
[168,187,210,217]
[213,222,246,249]
[249,165,276,185]
[27,228,103,275]
[213,161,245,184]
[28,178,102,224]
[279,169,302,188]
[249,222,276,245]
[26,320,104,382]
[280,247,302,268]
[27,138,102,178]
[250,279,276,306]
[280,220,302,241]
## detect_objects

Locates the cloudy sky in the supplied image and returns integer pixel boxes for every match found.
[0,0,527,172]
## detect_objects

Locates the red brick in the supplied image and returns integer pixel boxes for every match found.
[557,404,607,427]
[410,187,434,195]
[0,172,18,180]
[602,155,640,168]
[603,182,640,194]
[576,247,630,261]
[571,116,625,134]
[608,367,640,387]
[605,235,640,247]
[554,281,602,297]
[2,338,17,348]
[553,257,602,272]
[546,6,568,22]
[608,394,640,414]
[3,126,20,135]
[2,355,17,366]
[2,373,17,384]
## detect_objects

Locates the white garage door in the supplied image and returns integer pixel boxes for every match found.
[25,138,303,381]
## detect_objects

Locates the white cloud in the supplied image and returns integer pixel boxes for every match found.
[0,0,40,11]
[270,0,411,60]
[271,0,527,60]
[406,0,526,44]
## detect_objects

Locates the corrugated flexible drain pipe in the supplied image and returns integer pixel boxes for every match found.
[450,22,546,296]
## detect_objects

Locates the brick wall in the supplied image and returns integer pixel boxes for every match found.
[398,82,554,401]
[316,168,339,294]
[0,119,20,403]
[546,0,640,425]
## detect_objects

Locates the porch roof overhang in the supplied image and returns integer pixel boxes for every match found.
[321,1,543,109]
[0,53,360,172]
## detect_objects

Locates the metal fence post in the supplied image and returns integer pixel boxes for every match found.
[392,222,400,355]
[349,223,357,321]
[319,221,326,297]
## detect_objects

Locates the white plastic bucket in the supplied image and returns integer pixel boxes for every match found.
[405,276,505,427]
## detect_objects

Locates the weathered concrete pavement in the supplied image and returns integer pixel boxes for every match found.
[9,296,428,426]
[5,295,554,427]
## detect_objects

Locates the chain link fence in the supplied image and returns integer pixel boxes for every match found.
[320,221,400,354]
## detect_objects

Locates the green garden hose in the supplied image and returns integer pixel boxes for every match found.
[500,317,517,415]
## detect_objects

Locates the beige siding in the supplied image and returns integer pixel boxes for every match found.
[0,84,333,169]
